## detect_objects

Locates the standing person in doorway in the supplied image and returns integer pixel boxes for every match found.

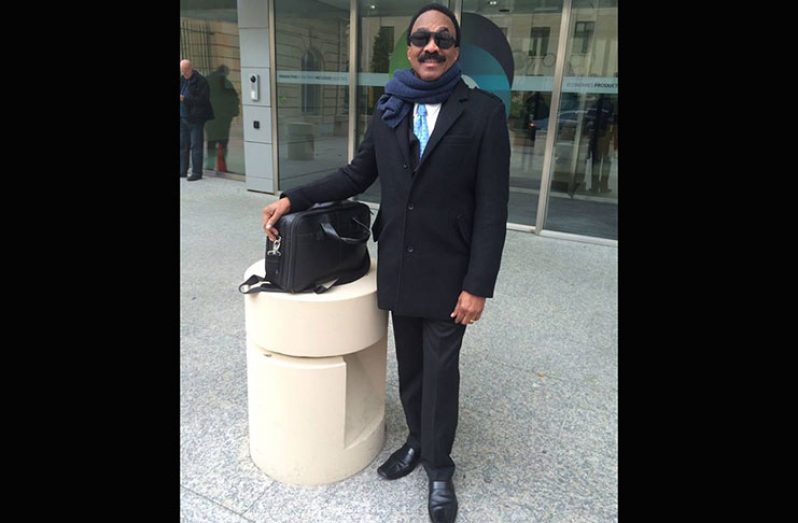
[520,90,549,171]
[180,59,214,181]
[260,5,510,522]
[586,93,615,194]
[205,64,240,173]
[522,90,549,147]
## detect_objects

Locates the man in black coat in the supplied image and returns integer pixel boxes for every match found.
[180,59,214,181]
[262,5,509,522]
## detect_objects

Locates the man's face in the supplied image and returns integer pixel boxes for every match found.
[406,10,459,82]
[181,62,193,79]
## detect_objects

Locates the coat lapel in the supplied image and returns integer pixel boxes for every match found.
[416,80,469,171]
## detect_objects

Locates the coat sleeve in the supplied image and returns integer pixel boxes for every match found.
[281,120,378,212]
[462,102,510,298]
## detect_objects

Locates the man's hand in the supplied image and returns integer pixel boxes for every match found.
[180,95,184,102]
[450,290,486,325]
[262,197,292,241]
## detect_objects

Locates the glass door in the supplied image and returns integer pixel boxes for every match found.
[461,0,565,227]
[274,0,351,191]
[543,0,617,239]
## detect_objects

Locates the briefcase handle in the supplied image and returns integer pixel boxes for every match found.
[320,217,370,245]
[238,273,340,294]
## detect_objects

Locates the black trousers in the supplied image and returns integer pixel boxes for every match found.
[391,312,467,481]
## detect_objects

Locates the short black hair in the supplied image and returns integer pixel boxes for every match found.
[406,3,461,48]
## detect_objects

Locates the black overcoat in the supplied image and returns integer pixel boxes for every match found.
[283,79,510,320]
[180,71,215,124]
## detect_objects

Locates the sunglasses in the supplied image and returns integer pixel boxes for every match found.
[409,30,456,49]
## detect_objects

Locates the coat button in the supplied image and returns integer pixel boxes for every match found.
[407,246,414,253]
[407,203,414,210]
[402,163,408,169]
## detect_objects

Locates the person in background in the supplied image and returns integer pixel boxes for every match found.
[180,59,214,181]
[523,90,549,148]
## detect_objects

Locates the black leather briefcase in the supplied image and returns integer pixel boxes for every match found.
[239,200,372,294]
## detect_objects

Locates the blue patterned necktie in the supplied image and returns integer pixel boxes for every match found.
[414,104,429,159]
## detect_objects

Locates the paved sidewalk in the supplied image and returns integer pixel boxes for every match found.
[180,176,617,522]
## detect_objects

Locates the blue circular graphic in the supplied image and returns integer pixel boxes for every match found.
[460,12,514,117]
[458,44,511,117]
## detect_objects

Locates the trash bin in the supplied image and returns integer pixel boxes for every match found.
[243,259,387,485]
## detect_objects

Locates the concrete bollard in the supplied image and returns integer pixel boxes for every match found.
[243,259,387,485]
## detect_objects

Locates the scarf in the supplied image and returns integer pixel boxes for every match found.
[376,63,462,128]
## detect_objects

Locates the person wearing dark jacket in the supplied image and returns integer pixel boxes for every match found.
[180,59,214,181]
[260,5,509,522]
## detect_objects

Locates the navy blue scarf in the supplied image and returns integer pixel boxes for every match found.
[376,63,462,128]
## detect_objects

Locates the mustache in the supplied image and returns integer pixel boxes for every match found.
[418,53,445,63]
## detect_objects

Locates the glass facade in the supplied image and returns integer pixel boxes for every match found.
[273,0,351,192]
[463,0,564,227]
[543,0,617,239]
[181,0,618,241]
[180,0,245,175]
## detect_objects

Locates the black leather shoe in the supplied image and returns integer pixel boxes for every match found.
[187,173,203,181]
[428,480,458,523]
[377,444,420,480]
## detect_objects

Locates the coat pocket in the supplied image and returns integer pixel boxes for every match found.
[455,213,473,248]
[441,134,471,145]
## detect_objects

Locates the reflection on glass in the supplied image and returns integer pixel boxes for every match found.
[544,0,617,240]
[463,0,564,226]
[275,0,351,192]
[179,2,244,174]
[206,65,241,173]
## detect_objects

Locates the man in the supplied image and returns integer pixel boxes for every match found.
[180,59,214,181]
[261,5,509,522]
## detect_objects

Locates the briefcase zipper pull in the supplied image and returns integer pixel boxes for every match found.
[267,235,282,256]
